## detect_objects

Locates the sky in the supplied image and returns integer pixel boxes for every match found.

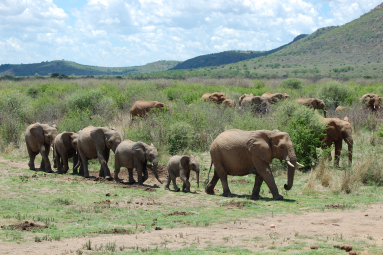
[0,0,382,67]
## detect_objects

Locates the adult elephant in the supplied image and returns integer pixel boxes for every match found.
[201,92,227,104]
[130,100,168,118]
[25,123,58,173]
[295,98,327,117]
[321,118,353,167]
[74,126,121,180]
[222,98,236,108]
[114,140,162,184]
[261,92,290,104]
[361,93,381,111]
[238,94,269,114]
[53,132,79,174]
[205,129,304,200]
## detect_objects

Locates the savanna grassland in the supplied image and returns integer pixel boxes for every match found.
[1,77,383,254]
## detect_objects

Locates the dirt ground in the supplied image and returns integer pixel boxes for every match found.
[1,157,383,254]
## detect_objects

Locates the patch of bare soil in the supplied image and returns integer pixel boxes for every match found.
[1,221,47,231]
[232,179,251,184]
[325,204,344,209]
[94,200,111,205]
[221,200,247,209]
[0,157,29,169]
[165,211,190,217]
[96,228,134,235]
[1,204,383,254]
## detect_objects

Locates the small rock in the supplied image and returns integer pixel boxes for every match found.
[114,194,118,196]
[155,227,162,230]
[310,245,319,250]
[349,251,356,255]
[106,193,111,196]
[270,224,275,228]
[151,222,156,226]
[364,214,368,216]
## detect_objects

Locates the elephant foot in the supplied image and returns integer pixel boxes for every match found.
[83,174,91,178]
[128,179,136,184]
[183,189,190,193]
[28,162,35,170]
[71,171,78,175]
[114,178,121,183]
[56,171,63,175]
[205,186,215,195]
[164,186,170,190]
[45,168,54,173]
[272,194,284,200]
[175,187,180,192]
[222,191,233,197]
[251,195,262,200]
[105,176,113,181]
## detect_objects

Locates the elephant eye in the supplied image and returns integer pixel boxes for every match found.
[280,146,284,149]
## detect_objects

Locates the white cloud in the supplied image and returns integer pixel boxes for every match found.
[0,0,382,67]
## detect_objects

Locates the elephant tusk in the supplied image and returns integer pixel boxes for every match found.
[286,160,295,168]
[296,162,305,167]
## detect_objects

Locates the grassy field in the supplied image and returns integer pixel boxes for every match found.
[1,77,383,254]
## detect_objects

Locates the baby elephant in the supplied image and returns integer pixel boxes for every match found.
[165,155,200,192]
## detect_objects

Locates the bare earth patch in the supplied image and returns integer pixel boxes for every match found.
[1,221,47,231]
[1,204,382,254]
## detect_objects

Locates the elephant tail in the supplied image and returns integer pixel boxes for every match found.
[203,161,213,187]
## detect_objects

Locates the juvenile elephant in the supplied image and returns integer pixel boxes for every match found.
[74,126,121,180]
[205,129,304,200]
[238,94,269,114]
[25,123,58,173]
[295,98,327,117]
[114,140,162,184]
[222,98,236,108]
[261,92,290,104]
[165,155,200,192]
[130,100,168,118]
[321,118,353,167]
[201,92,227,104]
[53,132,79,174]
[361,93,381,111]
[335,106,346,112]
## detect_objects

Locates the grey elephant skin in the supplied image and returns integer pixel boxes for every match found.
[165,155,199,192]
[130,100,168,118]
[74,126,121,180]
[114,140,162,184]
[53,132,79,174]
[361,93,381,111]
[238,94,269,114]
[295,98,327,117]
[201,92,227,104]
[25,122,58,173]
[321,118,353,167]
[261,92,290,104]
[205,129,303,200]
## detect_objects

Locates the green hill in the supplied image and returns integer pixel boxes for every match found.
[170,34,307,70]
[0,60,180,77]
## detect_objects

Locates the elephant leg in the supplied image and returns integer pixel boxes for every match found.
[251,174,264,200]
[180,171,190,192]
[114,161,121,182]
[77,148,90,178]
[72,154,79,175]
[142,166,148,183]
[41,143,53,173]
[56,152,63,174]
[27,146,38,171]
[169,171,180,192]
[96,149,112,180]
[164,170,171,190]
[62,153,69,174]
[98,165,104,177]
[219,173,231,197]
[128,168,136,184]
[334,140,342,167]
[257,162,283,200]
[345,137,353,166]
[205,170,219,195]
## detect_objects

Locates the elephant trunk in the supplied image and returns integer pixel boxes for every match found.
[284,147,297,191]
[196,170,200,188]
[152,160,162,184]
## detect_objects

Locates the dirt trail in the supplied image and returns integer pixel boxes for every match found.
[0,204,382,254]
[0,157,29,169]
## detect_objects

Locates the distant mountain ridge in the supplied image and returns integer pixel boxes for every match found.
[170,34,307,70]
[0,60,181,76]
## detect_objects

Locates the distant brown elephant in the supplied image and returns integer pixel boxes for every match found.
[238,94,269,114]
[335,106,346,112]
[361,93,381,111]
[53,132,79,174]
[205,129,304,200]
[222,98,236,107]
[74,126,122,180]
[261,92,290,104]
[321,118,353,167]
[130,100,168,118]
[25,123,58,173]
[295,98,327,117]
[201,92,227,104]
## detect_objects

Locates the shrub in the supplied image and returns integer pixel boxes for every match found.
[66,89,103,114]
[168,122,195,154]
[57,109,104,133]
[279,78,303,90]
[274,101,326,169]
[317,81,354,108]
[0,113,24,147]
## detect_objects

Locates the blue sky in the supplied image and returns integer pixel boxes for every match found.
[0,0,381,67]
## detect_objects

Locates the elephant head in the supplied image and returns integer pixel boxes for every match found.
[361,94,381,111]
[30,123,58,147]
[90,127,122,154]
[60,132,79,150]
[222,99,236,107]
[282,93,290,100]
[311,98,327,117]
[132,142,162,184]
[239,93,254,106]
[180,155,200,188]
[209,92,227,104]
[247,130,303,190]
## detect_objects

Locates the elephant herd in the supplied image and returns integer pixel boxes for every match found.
[25,89,374,200]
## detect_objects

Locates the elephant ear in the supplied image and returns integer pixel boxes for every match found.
[246,131,272,163]
[180,156,190,170]
[30,124,45,144]
[133,142,147,162]
[326,121,338,141]
[61,132,74,148]
[239,95,246,105]
[90,127,106,150]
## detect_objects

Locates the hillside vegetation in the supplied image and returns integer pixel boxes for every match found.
[0,60,181,77]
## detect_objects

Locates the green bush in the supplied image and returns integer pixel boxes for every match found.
[66,89,103,113]
[274,101,326,169]
[0,114,24,146]
[279,78,303,90]
[317,81,354,108]
[168,122,195,154]
[57,109,104,133]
